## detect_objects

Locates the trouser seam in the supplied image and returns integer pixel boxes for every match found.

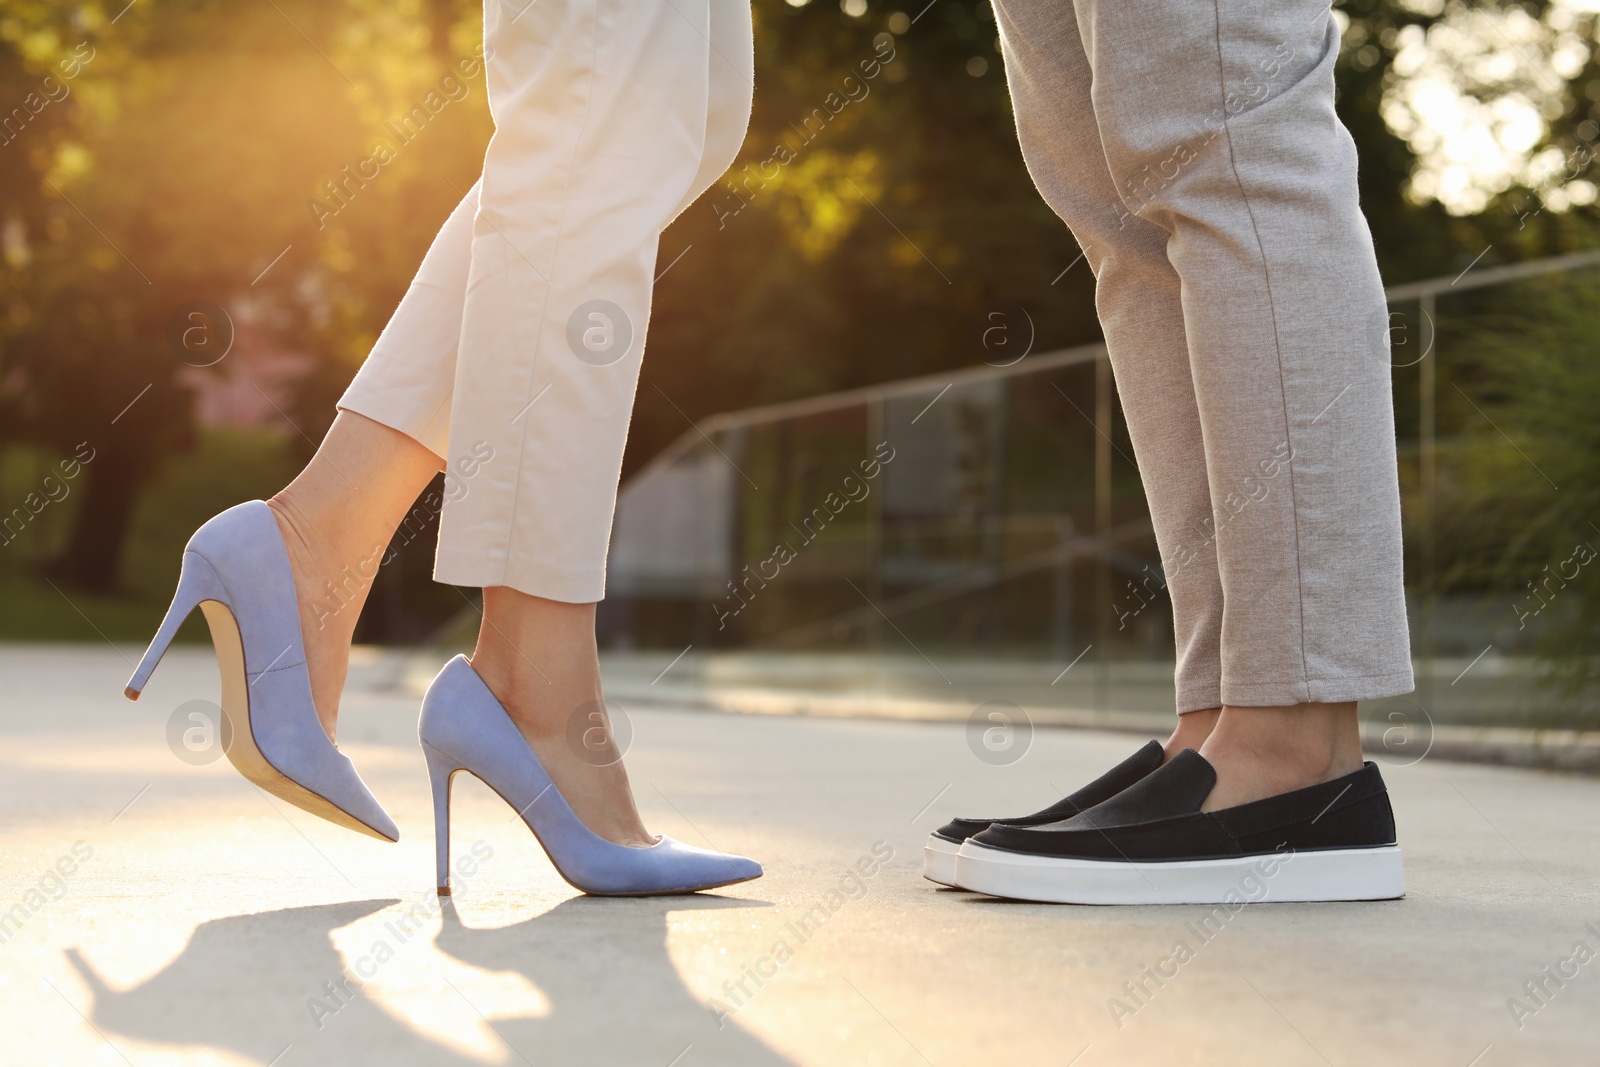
[1207,0,1312,692]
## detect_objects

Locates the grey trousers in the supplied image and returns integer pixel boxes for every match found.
[995,0,1414,710]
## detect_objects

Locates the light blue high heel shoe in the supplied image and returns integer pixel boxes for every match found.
[124,500,399,842]
[420,655,762,896]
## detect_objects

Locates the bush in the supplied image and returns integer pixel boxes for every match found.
[1445,274,1600,724]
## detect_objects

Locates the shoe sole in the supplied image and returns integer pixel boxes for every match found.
[923,836,962,886]
[955,841,1404,904]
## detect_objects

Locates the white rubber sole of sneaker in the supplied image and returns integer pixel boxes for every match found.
[955,841,1404,904]
[923,836,962,887]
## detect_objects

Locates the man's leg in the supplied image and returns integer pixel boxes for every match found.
[948,0,1411,906]
[1072,0,1413,706]
[924,0,1227,886]
[1071,0,1412,805]
[995,0,1224,725]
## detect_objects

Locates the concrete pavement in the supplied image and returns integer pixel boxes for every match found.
[1,643,1598,1066]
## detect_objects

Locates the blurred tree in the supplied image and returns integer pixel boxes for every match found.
[1333,0,1461,281]
[0,1,197,590]
[0,0,487,591]
[3,0,1598,607]
[637,0,1098,472]
[635,0,1600,471]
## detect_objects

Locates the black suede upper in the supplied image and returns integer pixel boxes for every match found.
[931,740,1165,844]
[971,750,1398,862]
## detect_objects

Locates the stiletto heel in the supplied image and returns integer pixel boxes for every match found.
[419,655,762,896]
[425,742,462,895]
[123,500,399,842]
[125,551,228,700]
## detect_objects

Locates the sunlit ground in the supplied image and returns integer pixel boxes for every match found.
[0,643,1597,1066]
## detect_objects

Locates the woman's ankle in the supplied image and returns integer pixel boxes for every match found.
[469,651,575,737]
[468,588,650,846]
[268,495,382,637]
[470,587,600,732]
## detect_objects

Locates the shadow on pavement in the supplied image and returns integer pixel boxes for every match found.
[434,892,794,1066]
[62,893,794,1065]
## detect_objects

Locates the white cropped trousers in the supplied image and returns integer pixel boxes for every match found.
[339,0,753,602]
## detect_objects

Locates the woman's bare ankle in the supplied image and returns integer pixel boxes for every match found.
[265,494,375,742]
[264,412,444,743]
[469,589,596,727]
[468,587,654,847]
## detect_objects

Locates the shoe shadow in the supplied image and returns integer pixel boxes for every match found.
[62,894,796,1066]
[433,893,797,1066]
[65,899,494,1065]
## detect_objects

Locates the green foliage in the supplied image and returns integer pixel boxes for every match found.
[1441,275,1600,715]
[637,0,1097,471]
[2,0,1598,641]
[120,427,301,598]
[0,427,297,640]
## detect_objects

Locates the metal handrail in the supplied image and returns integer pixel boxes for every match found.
[699,341,1106,432]
[1383,248,1600,302]
[640,249,1600,473]
[636,341,1106,477]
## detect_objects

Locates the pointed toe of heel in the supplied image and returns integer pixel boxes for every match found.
[332,761,400,843]
[349,806,400,844]
[299,750,399,842]
[645,837,763,894]
[358,800,400,844]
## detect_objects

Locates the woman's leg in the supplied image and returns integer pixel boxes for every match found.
[455,0,752,844]
[431,0,749,599]
[995,0,1224,757]
[1067,0,1412,802]
[336,0,753,843]
[267,414,441,741]
[468,589,653,845]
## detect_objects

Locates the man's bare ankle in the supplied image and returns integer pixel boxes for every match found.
[1193,703,1364,810]
[1164,707,1220,761]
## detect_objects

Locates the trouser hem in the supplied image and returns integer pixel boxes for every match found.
[1220,668,1416,708]
[337,397,449,463]
[1175,684,1223,715]
[432,554,604,604]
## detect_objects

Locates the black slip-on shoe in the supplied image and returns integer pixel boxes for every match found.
[922,740,1165,886]
[954,750,1403,904]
